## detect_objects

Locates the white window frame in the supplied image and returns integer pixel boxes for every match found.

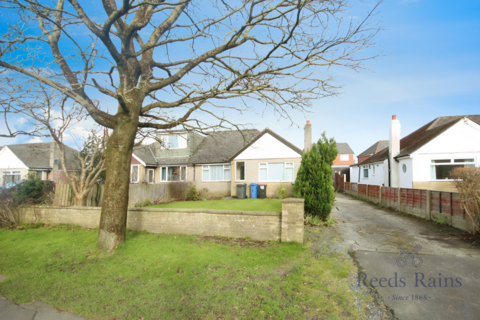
[258,162,295,182]
[160,166,187,182]
[202,164,231,182]
[372,165,376,176]
[430,157,476,181]
[340,154,349,161]
[235,161,246,182]
[146,168,155,184]
[130,165,140,183]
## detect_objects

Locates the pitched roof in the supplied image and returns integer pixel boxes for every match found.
[358,140,389,157]
[5,142,77,169]
[359,115,480,165]
[227,128,302,162]
[132,144,158,166]
[190,129,260,164]
[336,142,354,155]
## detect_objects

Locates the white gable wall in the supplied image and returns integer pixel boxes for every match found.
[0,147,29,170]
[411,118,480,182]
[234,133,301,160]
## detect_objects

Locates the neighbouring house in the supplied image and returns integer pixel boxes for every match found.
[131,127,303,198]
[357,140,389,164]
[0,142,77,185]
[332,142,355,181]
[350,114,480,192]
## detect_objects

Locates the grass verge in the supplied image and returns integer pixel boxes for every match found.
[0,224,366,319]
[147,198,282,212]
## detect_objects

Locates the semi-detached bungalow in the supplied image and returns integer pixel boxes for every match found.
[350,114,480,192]
[0,142,77,185]
[131,128,303,198]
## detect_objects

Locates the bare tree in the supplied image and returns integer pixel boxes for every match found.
[1,74,107,206]
[0,0,382,251]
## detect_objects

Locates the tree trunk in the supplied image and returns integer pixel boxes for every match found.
[97,116,138,252]
[74,196,87,207]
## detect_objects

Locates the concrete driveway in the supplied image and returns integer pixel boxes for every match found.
[332,193,480,320]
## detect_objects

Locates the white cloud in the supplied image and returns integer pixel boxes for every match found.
[28,137,43,143]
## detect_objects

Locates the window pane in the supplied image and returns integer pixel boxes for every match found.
[259,163,267,168]
[432,159,450,163]
[286,162,293,167]
[169,166,182,181]
[210,165,224,181]
[285,168,294,181]
[435,165,461,180]
[259,168,267,181]
[181,167,186,181]
[169,135,179,148]
[131,166,138,182]
[268,163,284,181]
[454,159,474,163]
[224,168,231,181]
[363,169,368,177]
[161,136,169,149]
[162,167,166,181]
[202,167,209,181]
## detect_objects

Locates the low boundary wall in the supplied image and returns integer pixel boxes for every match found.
[18,198,304,243]
[344,182,473,232]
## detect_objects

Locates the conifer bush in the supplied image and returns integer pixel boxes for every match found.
[294,132,338,219]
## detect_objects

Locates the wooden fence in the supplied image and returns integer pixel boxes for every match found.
[53,183,170,207]
[344,182,473,232]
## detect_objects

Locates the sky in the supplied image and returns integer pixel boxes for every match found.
[1,0,479,159]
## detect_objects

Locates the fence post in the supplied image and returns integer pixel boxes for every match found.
[426,190,431,220]
[398,187,402,211]
[379,186,382,205]
[366,184,369,201]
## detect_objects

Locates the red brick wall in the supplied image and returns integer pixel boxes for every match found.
[357,155,371,164]
[131,156,141,164]
[333,154,354,165]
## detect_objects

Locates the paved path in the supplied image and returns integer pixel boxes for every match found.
[332,193,480,320]
[0,275,85,320]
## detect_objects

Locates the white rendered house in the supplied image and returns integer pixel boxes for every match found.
[350,115,480,192]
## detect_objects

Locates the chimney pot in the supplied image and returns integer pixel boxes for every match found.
[392,115,397,120]
[307,120,311,124]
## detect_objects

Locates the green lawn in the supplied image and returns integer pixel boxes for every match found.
[148,198,282,212]
[0,225,367,319]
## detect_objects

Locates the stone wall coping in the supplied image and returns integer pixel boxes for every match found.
[281,198,304,204]
[29,206,281,216]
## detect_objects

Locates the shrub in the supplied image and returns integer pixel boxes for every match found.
[449,167,480,233]
[186,183,199,201]
[134,200,152,207]
[198,187,209,201]
[15,172,53,204]
[277,186,287,199]
[294,132,338,220]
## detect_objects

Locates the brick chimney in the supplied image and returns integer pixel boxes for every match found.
[389,115,401,187]
[304,120,312,152]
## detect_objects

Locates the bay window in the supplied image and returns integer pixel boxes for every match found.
[202,165,231,181]
[430,158,475,180]
[161,166,187,182]
[259,162,294,182]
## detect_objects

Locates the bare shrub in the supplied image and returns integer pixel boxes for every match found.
[168,182,190,201]
[450,167,480,233]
